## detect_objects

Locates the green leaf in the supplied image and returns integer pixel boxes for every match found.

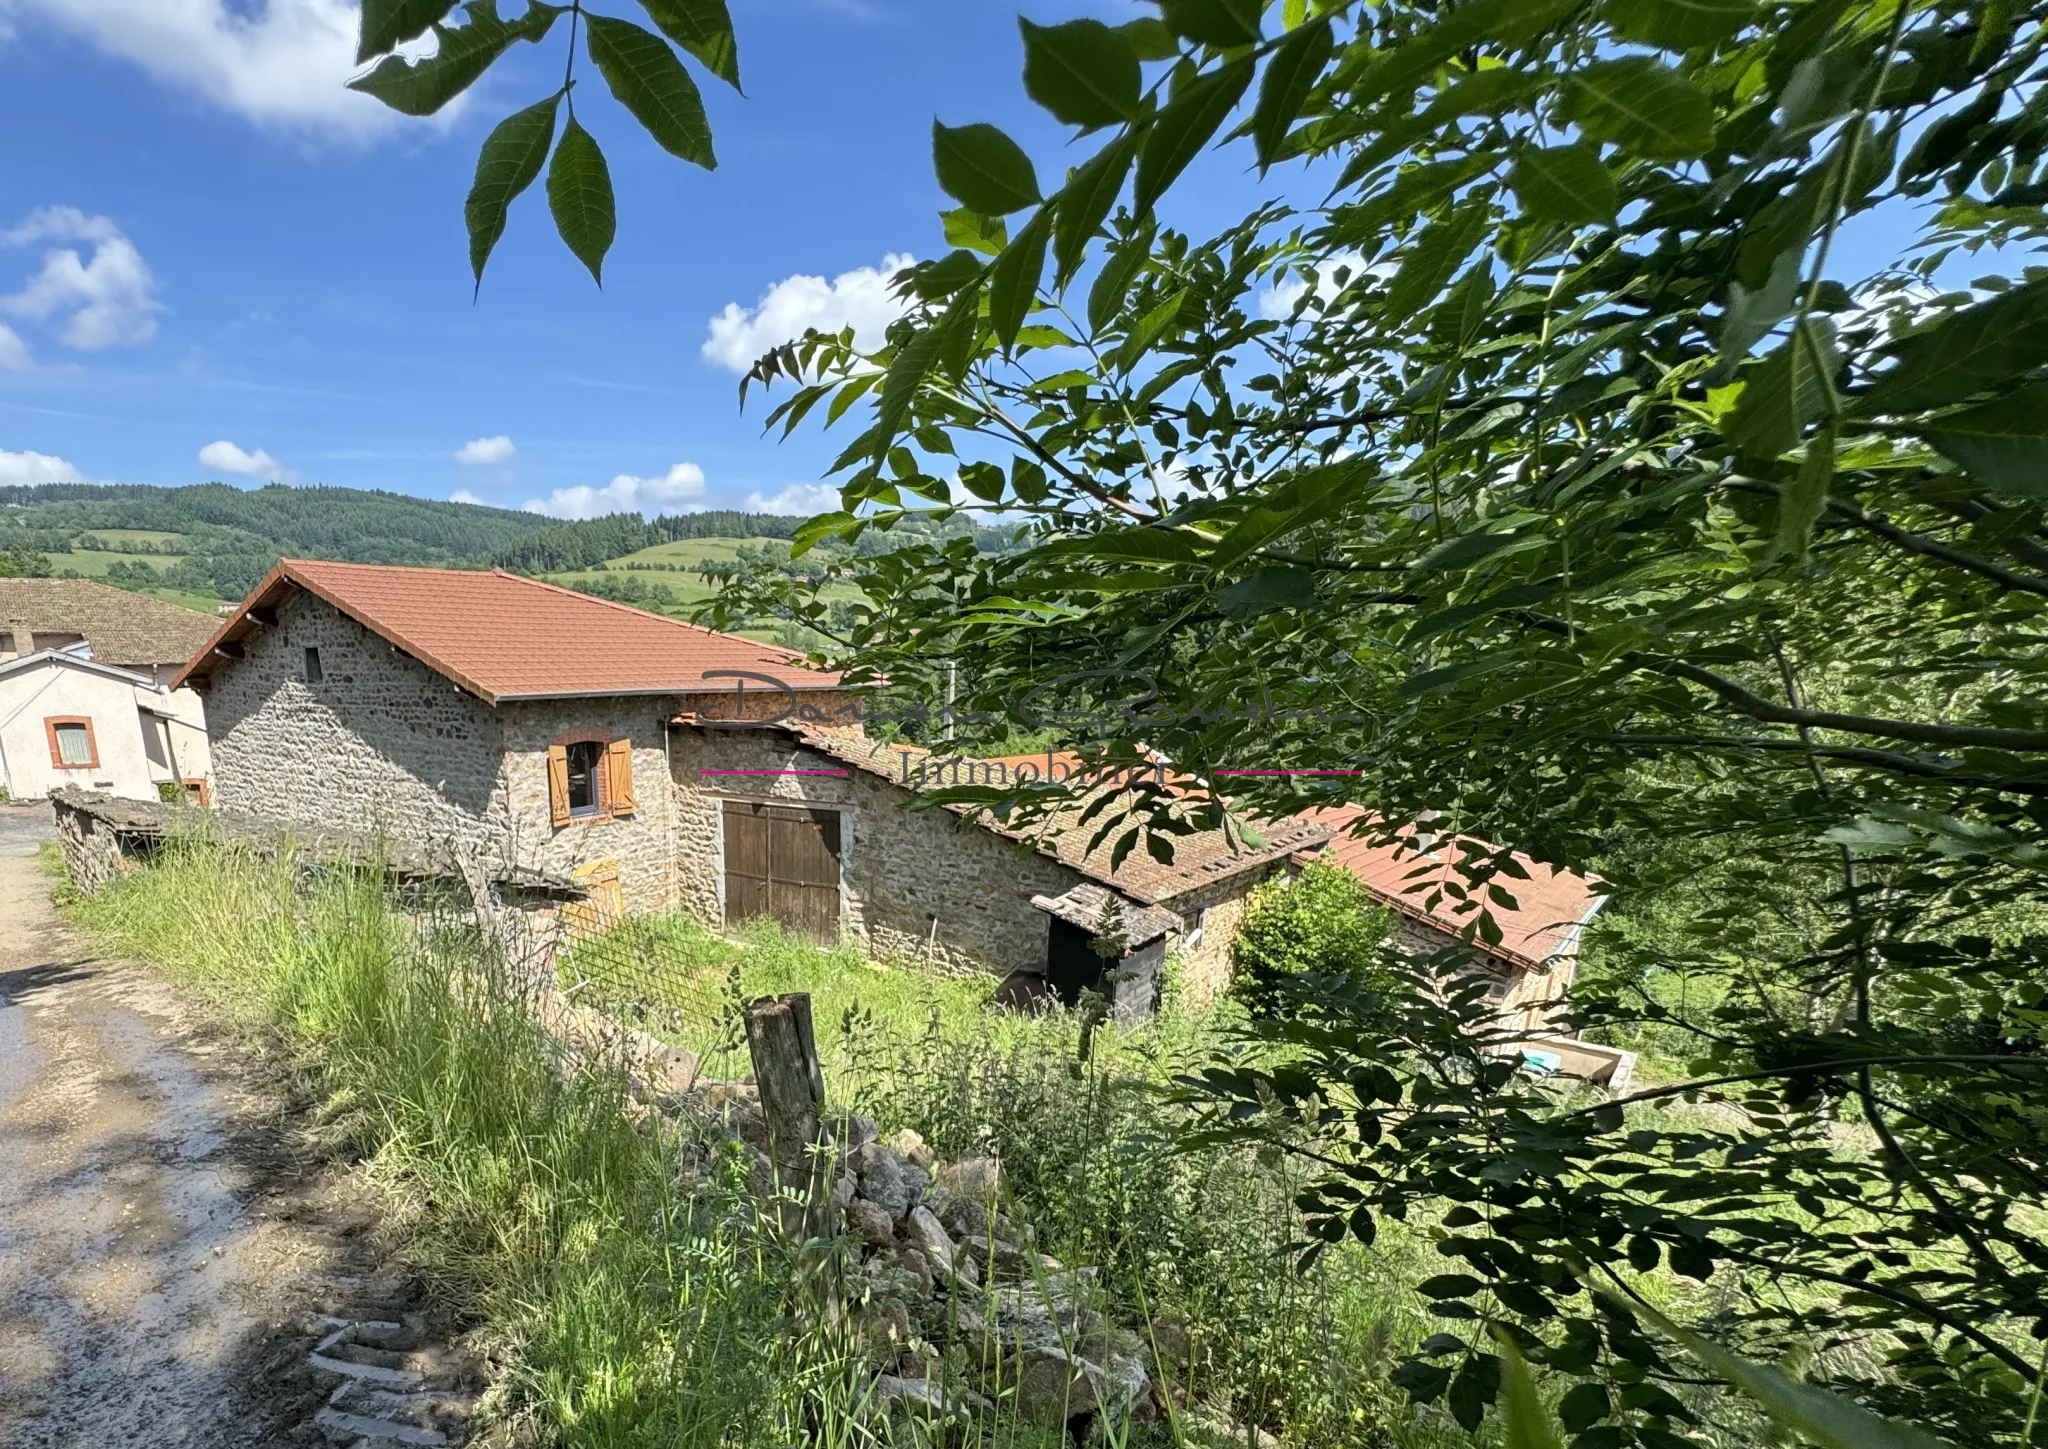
[1252,17,1332,168]
[1716,246,1803,369]
[1723,319,1839,457]
[585,14,715,168]
[1617,1295,1947,1449]
[878,284,979,432]
[1217,567,1318,620]
[1209,457,1367,569]
[1119,18,1180,61]
[1384,203,1491,320]
[1563,57,1716,161]
[547,116,616,284]
[1158,0,1260,48]
[941,208,1007,256]
[1114,288,1187,372]
[1861,280,2048,416]
[1921,379,2048,496]
[358,0,457,62]
[1136,58,1253,215]
[1605,0,1755,50]
[1345,0,1576,107]
[1509,143,1619,226]
[957,461,1005,504]
[464,92,560,285]
[1021,18,1140,129]
[1491,1330,1567,1449]
[350,1,562,117]
[932,121,1041,216]
[990,208,1051,352]
[1774,424,1834,560]
[1053,132,1137,287]
[637,0,740,89]
[1088,223,1153,334]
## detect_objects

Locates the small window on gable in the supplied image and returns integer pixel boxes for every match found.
[304,647,324,684]
[564,739,603,817]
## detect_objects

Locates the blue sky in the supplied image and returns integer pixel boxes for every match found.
[0,3,1979,522]
[0,0,1251,518]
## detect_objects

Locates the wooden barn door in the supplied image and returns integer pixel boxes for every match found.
[722,800,842,942]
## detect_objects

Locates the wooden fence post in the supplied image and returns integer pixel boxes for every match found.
[743,992,832,1237]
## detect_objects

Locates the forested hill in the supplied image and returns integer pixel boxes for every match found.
[483,510,802,572]
[0,483,809,601]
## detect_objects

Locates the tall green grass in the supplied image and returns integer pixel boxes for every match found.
[561,911,1470,1449]
[68,840,871,1447]
[71,843,1473,1448]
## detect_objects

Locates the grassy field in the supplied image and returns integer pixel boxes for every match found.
[42,550,225,613]
[76,529,189,550]
[543,536,864,609]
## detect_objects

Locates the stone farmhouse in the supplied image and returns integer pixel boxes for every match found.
[174,561,1329,1004]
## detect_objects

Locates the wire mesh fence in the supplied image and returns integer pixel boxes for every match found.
[547,861,750,1080]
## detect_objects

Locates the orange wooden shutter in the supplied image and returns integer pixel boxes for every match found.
[605,737,636,815]
[546,744,571,827]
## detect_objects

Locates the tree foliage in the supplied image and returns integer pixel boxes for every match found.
[718,0,2048,1442]
[351,0,740,285]
[1231,858,1395,1008]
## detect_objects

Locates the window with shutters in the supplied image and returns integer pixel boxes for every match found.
[45,717,97,769]
[564,740,603,817]
[546,733,635,828]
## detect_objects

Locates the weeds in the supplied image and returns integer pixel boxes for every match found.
[71,843,1470,1447]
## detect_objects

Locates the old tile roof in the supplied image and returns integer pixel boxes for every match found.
[0,578,219,668]
[1300,805,1606,972]
[175,560,843,703]
[727,726,1333,906]
[1030,883,1182,948]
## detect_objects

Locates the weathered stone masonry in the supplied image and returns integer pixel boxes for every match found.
[201,588,1293,993]
[670,726,1091,975]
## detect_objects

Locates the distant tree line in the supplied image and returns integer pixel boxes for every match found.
[3,484,1025,603]
[480,510,805,573]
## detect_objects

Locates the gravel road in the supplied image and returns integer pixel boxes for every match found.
[0,847,485,1447]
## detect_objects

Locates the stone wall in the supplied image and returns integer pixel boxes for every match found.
[496,698,681,916]
[51,792,124,893]
[1156,868,1286,1005]
[671,726,1086,975]
[203,590,512,867]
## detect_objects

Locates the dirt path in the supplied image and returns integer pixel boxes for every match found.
[0,846,485,1448]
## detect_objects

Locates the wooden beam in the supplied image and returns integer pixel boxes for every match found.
[247,606,278,628]
[213,640,244,659]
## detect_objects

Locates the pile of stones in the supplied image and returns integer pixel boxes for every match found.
[680,1086,1171,1440]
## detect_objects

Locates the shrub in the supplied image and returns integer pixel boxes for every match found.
[1231,862,1393,1007]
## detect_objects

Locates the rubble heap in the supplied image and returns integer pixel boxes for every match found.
[680,1085,1173,1438]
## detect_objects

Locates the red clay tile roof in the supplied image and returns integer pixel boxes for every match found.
[1300,805,1605,972]
[754,728,1332,904]
[174,560,841,703]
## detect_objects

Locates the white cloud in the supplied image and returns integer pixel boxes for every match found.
[0,446,85,485]
[449,488,486,506]
[1,207,160,350]
[702,254,914,373]
[0,0,443,137]
[747,482,841,516]
[524,462,708,520]
[454,434,515,465]
[1258,251,1375,320]
[0,324,30,371]
[198,439,283,478]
